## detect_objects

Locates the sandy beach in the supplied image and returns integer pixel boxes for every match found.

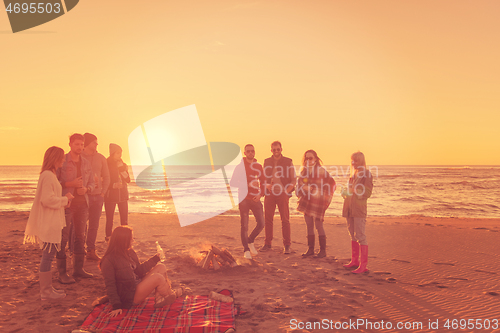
[1,211,500,333]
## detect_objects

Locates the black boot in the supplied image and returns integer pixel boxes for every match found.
[314,235,326,258]
[57,258,75,284]
[302,235,315,257]
[73,254,93,278]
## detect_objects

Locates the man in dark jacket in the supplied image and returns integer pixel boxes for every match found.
[261,141,296,254]
[230,144,265,260]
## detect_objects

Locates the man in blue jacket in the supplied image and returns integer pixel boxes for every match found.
[56,133,95,282]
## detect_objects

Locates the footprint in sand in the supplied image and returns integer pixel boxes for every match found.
[475,269,497,275]
[433,262,455,266]
[391,259,411,263]
[485,291,499,296]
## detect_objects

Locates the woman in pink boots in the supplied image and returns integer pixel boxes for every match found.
[342,152,373,273]
[24,146,74,300]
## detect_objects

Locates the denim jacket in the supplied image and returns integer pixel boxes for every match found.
[57,153,95,206]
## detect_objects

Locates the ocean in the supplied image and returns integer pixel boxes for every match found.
[1,165,499,219]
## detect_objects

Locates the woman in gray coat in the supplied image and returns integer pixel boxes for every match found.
[341,152,373,273]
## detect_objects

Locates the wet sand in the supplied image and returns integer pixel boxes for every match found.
[1,211,500,332]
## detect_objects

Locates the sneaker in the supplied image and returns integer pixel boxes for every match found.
[284,245,291,254]
[244,251,252,259]
[248,243,258,256]
[259,244,271,252]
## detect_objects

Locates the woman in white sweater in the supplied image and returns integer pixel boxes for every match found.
[24,146,74,300]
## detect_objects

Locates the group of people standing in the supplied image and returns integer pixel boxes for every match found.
[230,141,373,274]
[24,133,131,300]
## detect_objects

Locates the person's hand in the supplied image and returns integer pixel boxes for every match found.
[265,183,272,191]
[302,185,309,192]
[252,194,261,202]
[100,193,105,198]
[65,192,74,200]
[67,177,83,188]
[108,309,122,317]
[76,187,87,195]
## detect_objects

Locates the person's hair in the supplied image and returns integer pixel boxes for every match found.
[99,226,133,269]
[244,144,254,151]
[301,149,322,167]
[40,146,65,174]
[69,133,84,144]
[271,141,282,148]
[351,151,366,168]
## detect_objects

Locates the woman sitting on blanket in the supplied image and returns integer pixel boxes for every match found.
[100,226,183,316]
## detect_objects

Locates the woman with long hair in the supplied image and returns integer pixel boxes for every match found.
[104,144,130,242]
[24,146,74,300]
[296,150,335,258]
[342,151,373,273]
[99,226,182,316]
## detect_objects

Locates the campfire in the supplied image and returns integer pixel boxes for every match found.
[197,245,238,270]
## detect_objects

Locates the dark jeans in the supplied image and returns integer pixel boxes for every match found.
[264,193,291,246]
[105,201,128,238]
[86,194,104,250]
[57,201,88,259]
[239,199,265,252]
[40,245,57,272]
[304,214,326,236]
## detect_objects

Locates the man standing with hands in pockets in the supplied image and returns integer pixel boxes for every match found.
[57,133,95,283]
[261,141,296,254]
[82,133,110,261]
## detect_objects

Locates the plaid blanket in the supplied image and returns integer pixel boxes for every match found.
[296,166,335,220]
[80,290,237,333]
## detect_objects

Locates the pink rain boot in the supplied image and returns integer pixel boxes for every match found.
[343,241,360,268]
[352,245,368,274]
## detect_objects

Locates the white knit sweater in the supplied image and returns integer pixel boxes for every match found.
[24,170,69,251]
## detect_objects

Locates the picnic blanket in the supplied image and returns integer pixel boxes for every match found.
[80,290,238,333]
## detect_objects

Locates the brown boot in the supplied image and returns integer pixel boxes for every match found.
[86,249,101,261]
[73,254,94,278]
[57,258,75,284]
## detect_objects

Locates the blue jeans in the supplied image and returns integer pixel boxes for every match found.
[86,194,104,250]
[239,199,265,252]
[57,202,88,259]
[40,244,57,272]
[304,214,326,236]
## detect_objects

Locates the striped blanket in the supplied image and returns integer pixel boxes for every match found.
[80,290,237,333]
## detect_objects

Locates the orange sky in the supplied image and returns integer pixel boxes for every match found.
[1,0,499,166]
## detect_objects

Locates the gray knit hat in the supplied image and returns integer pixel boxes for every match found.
[83,133,97,147]
[109,143,122,156]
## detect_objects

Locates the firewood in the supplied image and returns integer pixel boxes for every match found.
[212,258,221,270]
[223,249,237,264]
[211,245,223,256]
[202,251,214,270]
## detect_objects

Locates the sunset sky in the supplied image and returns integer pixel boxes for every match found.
[1,0,499,166]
